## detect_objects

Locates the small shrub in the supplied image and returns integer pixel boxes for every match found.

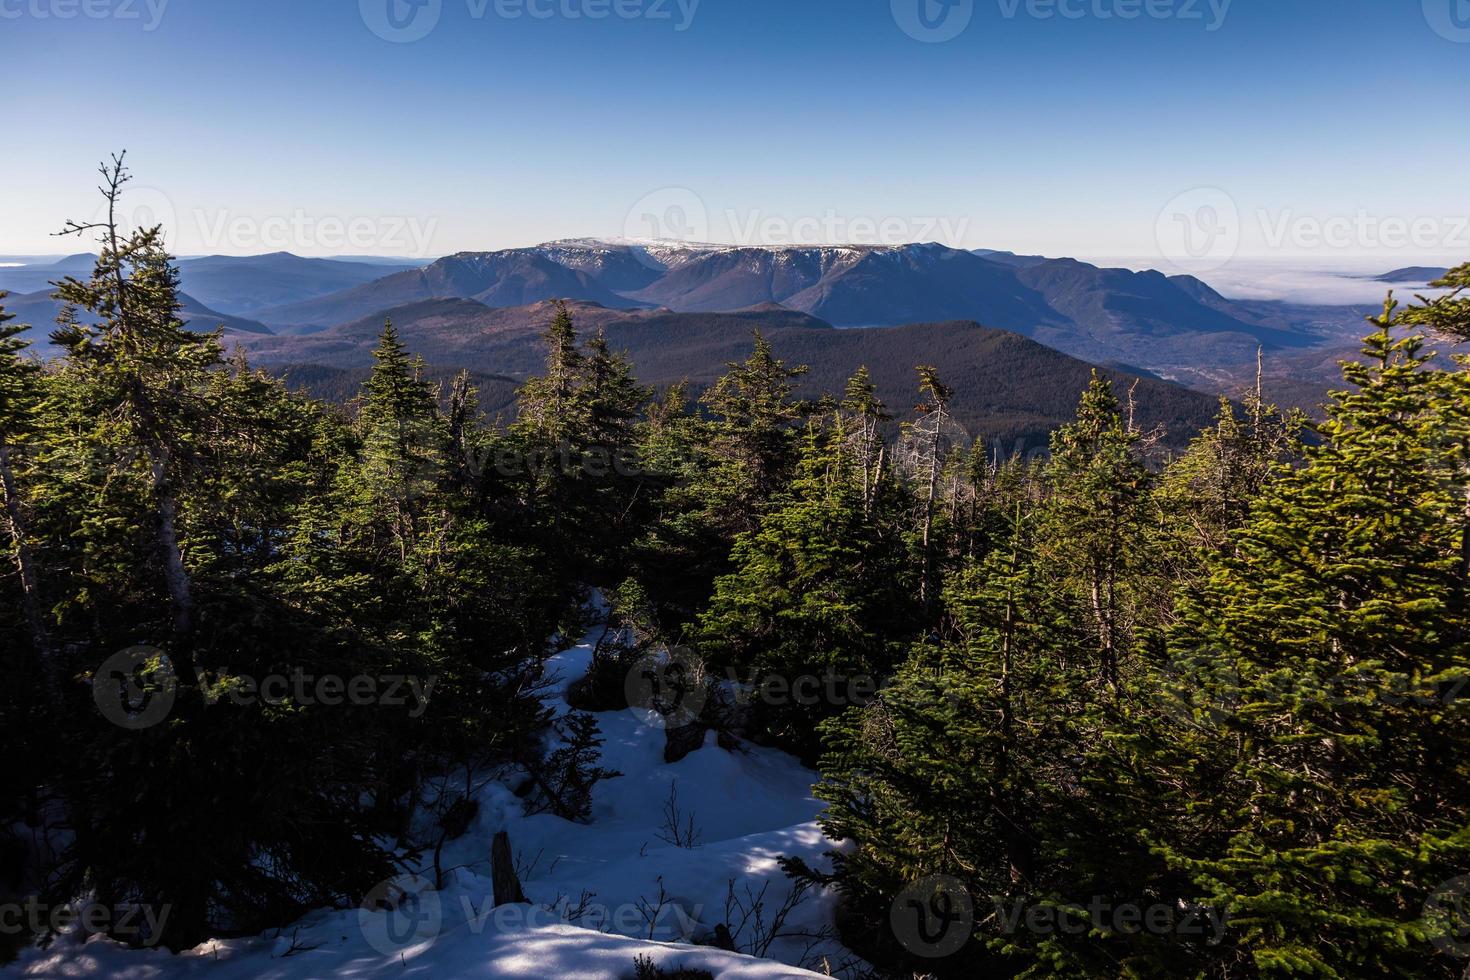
[522,712,621,823]
[567,632,643,712]
[629,954,716,980]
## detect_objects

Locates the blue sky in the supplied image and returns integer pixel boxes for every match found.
[3,0,1468,269]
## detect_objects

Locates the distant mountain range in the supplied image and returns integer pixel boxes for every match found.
[2,286,272,352]
[198,239,1339,381]
[238,298,1221,451]
[169,252,422,314]
[1,241,1387,410]
[0,251,423,325]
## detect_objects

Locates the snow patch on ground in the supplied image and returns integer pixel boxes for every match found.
[10,616,849,979]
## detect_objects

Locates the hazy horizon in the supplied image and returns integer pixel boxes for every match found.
[1,239,1455,309]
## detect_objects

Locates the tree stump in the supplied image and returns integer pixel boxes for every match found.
[664,723,708,764]
[491,830,528,907]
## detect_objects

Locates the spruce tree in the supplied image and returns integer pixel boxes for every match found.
[697,416,920,757]
[51,156,221,648]
[1037,372,1152,687]
[1400,263,1470,340]
[813,473,1112,976]
[1152,309,1470,976]
[0,296,53,671]
[905,365,956,608]
[356,320,446,560]
[840,365,891,516]
[698,331,809,536]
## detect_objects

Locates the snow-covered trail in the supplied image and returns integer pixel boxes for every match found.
[10,619,850,979]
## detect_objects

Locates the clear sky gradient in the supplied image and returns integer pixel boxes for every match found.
[3,0,1467,268]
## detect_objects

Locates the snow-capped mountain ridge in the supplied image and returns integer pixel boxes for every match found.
[246,238,1321,380]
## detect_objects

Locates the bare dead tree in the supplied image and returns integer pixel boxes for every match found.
[655,780,703,849]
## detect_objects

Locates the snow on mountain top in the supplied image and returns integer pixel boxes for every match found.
[538,238,923,256]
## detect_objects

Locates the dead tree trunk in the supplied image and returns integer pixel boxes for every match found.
[491,831,528,907]
[147,448,195,645]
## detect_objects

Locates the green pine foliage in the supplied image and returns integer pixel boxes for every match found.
[629,334,811,632]
[696,406,922,757]
[0,159,574,950]
[4,157,1468,979]
[1144,308,1470,977]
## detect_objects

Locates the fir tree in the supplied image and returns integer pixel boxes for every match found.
[51,154,221,647]
[698,331,809,536]
[1400,263,1470,340]
[0,296,53,671]
[1037,372,1151,687]
[906,365,956,608]
[840,366,891,515]
[356,320,446,560]
[1152,308,1470,976]
[697,417,920,757]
